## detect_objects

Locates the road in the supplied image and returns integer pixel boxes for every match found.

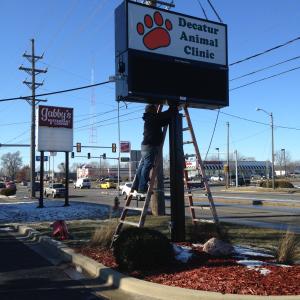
[8,185,300,232]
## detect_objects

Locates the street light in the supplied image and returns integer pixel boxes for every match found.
[281,148,286,177]
[215,147,220,178]
[256,108,275,189]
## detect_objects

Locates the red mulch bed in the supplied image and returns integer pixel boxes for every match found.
[76,245,300,296]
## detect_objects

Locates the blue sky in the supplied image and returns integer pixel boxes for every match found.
[1,0,300,169]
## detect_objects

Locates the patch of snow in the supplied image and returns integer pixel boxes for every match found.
[237,260,266,268]
[0,227,14,231]
[234,245,274,258]
[0,200,110,223]
[173,244,193,263]
[258,268,271,276]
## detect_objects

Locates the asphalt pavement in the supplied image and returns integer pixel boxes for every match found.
[0,225,105,300]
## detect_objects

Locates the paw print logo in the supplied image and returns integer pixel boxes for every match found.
[136,11,172,50]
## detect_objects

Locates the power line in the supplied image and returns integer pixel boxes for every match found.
[204,109,220,160]
[230,55,300,81]
[0,80,112,102]
[230,35,300,66]
[230,65,300,91]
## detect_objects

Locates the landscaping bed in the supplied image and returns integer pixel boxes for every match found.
[77,243,300,296]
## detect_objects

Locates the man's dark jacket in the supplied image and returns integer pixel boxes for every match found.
[142,110,171,147]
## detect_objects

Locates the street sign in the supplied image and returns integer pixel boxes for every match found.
[120,157,130,162]
[36,156,48,162]
[120,141,131,153]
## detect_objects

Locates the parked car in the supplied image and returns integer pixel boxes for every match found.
[231,175,251,186]
[44,183,66,198]
[74,178,91,189]
[0,182,6,192]
[99,179,117,189]
[5,181,17,191]
[121,182,135,196]
[210,176,224,182]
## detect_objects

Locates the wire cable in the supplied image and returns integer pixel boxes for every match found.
[230,35,300,66]
[207,0,223,23]
[0,80,112,102]
[204,109,220,160]
[230,55,300,81]
[230,65,300,91]
[196,0,208,19]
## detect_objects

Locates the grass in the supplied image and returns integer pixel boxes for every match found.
[29,215,300,262]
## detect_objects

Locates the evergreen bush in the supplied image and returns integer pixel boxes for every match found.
[113,227,173,271]
[1,188,16,196]
[259,180,294,188]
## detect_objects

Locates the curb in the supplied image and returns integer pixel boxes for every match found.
[16,225,300,300]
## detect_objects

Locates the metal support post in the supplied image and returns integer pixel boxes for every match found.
[169,105,185,242]
[38,151,44,208]
[64,152,70,206]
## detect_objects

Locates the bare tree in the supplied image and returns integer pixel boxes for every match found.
[57,162,66,173]
[1,151,22,180]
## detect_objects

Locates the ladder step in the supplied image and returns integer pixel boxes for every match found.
[182,127,190,131]
[185,154,196,158]
[183,141,193,145]
[192,218,215,224]
[190,205,211,210]
[184,167,197,171]
[124,206,143,212]
[119,220,140,227]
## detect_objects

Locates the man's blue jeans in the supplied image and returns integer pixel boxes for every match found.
[132,145,159,193]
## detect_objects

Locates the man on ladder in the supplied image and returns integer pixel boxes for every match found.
[132,104,171,195]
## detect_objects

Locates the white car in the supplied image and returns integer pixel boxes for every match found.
[121,182,136,197]
[74,178,91,189]
[210,176,224,182]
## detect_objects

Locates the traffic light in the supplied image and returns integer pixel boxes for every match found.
[112,143,116,153]
[71,152,74,158]
[102,153,106,159]
[76,142,81,152]
[87,153,91,159]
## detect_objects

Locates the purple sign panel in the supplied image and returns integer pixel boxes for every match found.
[38,105,73,128]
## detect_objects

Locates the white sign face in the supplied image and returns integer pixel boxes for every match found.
[36,105,73,152]
[128,2,227,66]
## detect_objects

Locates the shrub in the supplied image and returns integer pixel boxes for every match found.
[259,180,294,189]
[1,188,16,196]
[113,227,173,271]
[275,231,299,264]
[89,220,118,249]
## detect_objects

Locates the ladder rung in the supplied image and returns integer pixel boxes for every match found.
[182,127,190,131]
[192,218,215,224]
[185,154,196,158]
[183,141,193,145]
[119,220,140,227]
[190,205,211,210]
[184,168,197,171]
[124,206,143,212]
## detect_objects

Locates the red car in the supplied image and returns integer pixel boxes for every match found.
[5,181,17,191]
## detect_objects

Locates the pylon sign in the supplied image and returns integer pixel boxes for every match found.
[36,105,73,152]
[120,141,131,153]
[115,0,228,109]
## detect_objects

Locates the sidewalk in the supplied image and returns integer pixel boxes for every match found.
[0,225,155,300]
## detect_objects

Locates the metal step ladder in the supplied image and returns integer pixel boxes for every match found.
[182,106,219,225]
[111,105,168,247]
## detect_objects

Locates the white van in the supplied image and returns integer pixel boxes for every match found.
[74,178,91,189]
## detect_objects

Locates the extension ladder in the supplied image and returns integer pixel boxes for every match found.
[111,105,167,247]
[182,106,219,225]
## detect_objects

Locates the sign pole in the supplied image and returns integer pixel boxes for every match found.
[64,152,70,206]
[169,104,185,242]
[38,151,44,208]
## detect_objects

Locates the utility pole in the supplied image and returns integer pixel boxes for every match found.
[20,39,47,198]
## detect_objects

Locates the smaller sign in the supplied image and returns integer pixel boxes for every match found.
[36,156,48,162]
[39,105,73,128]
[120,157,130,162]
[120,141,131,153]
